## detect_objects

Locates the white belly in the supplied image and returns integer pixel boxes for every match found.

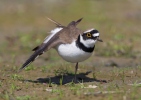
[56,41,92,63]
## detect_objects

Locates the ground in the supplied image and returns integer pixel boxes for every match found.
[0,0,141,100]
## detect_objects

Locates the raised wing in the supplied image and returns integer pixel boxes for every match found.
[67,18,83,27]
[19,18,83,71]
[19,27,63,71]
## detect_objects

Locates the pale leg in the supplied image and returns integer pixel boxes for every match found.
[74,62,78,83]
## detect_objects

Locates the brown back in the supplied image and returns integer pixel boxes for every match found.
[34,18,83,51]
[46,18,83,50]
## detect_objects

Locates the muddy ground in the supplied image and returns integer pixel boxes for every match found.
[0,0,141,100]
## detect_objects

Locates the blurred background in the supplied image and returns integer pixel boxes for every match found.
[0,0,141,100]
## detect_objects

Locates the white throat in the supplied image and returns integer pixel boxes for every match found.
[79,35,96,48]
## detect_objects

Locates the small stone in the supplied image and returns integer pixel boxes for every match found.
[46,88,52,92]
[84,85,97,89]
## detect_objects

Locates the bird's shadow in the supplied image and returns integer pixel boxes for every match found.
[22,71,107,85]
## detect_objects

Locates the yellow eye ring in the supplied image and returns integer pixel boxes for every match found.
[86,33,92,37]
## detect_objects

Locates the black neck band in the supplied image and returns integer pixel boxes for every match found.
[76,35,95,53]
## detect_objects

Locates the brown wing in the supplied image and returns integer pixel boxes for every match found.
[59,26,83,44]
[43,17,83,48]
[58,18,83,43]
[19,18,83,71]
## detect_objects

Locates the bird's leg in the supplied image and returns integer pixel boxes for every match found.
[74,62,78,83]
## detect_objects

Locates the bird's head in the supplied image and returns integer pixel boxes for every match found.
[79,28,103,48]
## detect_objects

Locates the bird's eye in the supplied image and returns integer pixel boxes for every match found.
[86,33,92,37]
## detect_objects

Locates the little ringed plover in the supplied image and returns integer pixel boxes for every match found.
[19,18,103,82]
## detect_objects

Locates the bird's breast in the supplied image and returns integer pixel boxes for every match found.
[56,41,92,63]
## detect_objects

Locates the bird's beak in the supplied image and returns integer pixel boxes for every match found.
[97,37,103,42]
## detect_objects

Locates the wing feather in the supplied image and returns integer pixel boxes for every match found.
[19,18,83,71]
[19,28,63,71]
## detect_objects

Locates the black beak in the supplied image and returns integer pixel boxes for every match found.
[97,37,103,42]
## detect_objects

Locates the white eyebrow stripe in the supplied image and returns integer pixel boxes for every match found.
[93,33,99,37]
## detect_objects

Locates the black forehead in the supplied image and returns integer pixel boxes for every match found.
[90,29,99,34]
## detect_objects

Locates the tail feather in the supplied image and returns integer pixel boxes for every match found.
[19,48,44,71]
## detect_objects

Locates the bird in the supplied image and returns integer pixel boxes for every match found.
[19,17,103,83]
